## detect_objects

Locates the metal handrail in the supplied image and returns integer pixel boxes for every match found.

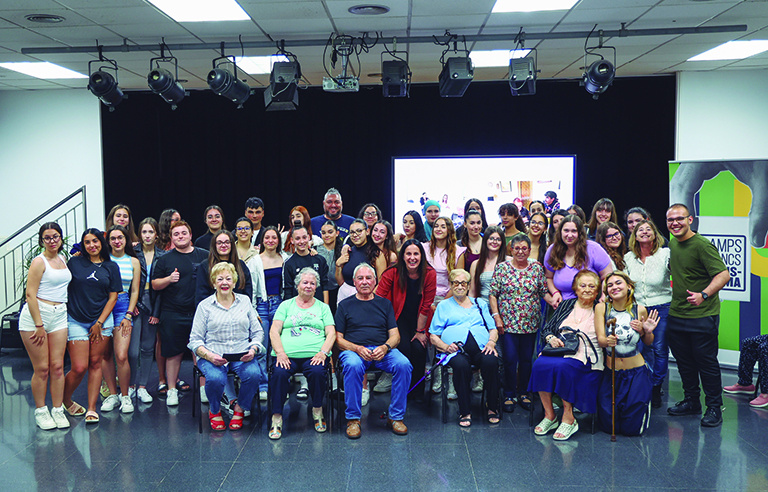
[0,186,87,249]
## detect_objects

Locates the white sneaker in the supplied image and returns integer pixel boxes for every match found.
[35,407,56,430]
[120,395,135,414]
[199,386,209,404]
[447,375,458,400]
[101,394,120,412]
[259,390,268,401]
[167,388,179,406]
[471,372,484,393]
[137,387,153,404]
[50,406,70,429]
[128,386,136,399]
[432,366,443,393]
[373,372,393,393]
[361,388,371,407]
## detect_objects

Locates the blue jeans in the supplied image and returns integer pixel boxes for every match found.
[640,303,669,387]
[339,348,412,420]
[197,358,261,414]
[257,295,281,391]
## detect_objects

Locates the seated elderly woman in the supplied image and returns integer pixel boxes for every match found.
[529,269,604,441]
[188,262,264,431]
[268,267,336,440]
[430,269,500,427]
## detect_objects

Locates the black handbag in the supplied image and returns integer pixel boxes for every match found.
[541,326,599,363]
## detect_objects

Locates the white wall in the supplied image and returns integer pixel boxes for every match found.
[676,69,768,368]
[677,70,768,160]
[0,90,103,239]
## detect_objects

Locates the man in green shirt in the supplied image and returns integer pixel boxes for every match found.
[665,204,730,427]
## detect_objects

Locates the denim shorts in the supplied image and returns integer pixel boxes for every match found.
[112,291,130,326]
[19,301,68,334]
[68,314,114,341]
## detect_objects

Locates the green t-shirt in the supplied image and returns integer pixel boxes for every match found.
[669,233,727,318]
[272,298,334,358]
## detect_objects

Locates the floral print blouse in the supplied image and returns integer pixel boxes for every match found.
[489,259,548,334]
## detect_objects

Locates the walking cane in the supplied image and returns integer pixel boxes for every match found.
[607,317,617,442]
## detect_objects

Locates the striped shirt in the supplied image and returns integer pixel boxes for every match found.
[111,254,133,293]
[188,293,264,357]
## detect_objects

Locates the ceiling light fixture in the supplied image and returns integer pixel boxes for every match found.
[688,39,768,61]
[207,43,251,108]
[24,14,65,23]
[147,42,186,110]
[580,26,616,100]
[492,0,578,13]
[146,0,250,22]
[348,5,390,15]
[264,40,301,111]
[0,61,86,79]
[436,32,473,97]
[87,46,126,111]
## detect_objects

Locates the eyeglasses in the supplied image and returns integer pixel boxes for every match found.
[235,226,251,232]
[216,240,231,246]
[529,220,545,227]
[349,229,365,236]
[451,281,469,287]
[363,212,378,218]
[42,235,61,243]
[487,237,503,243]
[512,247,530,253]
[605,231,622,240]
[666,215,689,224]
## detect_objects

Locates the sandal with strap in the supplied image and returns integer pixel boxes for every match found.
[458,416,472,428]
[209,412,226,431]
[158,383,168,396]
[313,414,327,433]
[487,411,501,425]
[269,421,282,440]
[84,410,99,424]
[229,410,244,431]
[519,394,532,411]
[176,380,191,392]
[553,420,579,441]
[66,401,86,417]
[534,417,559,435]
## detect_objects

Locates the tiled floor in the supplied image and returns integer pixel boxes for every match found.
[1,349,766,491]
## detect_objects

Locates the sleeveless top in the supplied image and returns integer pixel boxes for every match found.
[341,245,369,286]
[37,254,71,303]
[463,249,480,272]
[477,271,493,303]
[605,304,641,358]
[264,267,282,296]
[111,254,133,293]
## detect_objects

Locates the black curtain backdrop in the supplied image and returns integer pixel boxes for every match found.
[102,76,675,237]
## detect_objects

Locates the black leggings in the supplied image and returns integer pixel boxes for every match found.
[446,333,499,416]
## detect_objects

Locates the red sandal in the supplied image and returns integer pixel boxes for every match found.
[209,411,226,431]
[229,410,244,431]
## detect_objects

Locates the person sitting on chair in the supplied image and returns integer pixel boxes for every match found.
[335,263,412,439]
[268,267,336,440]
[430,269,500,427]
[188,262,263,431]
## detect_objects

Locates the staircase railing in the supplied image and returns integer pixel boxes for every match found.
[0,186,87,317]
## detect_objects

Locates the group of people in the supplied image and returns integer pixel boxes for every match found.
[20,187,762,442]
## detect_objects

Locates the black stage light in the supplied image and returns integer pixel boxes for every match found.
[583,59,615,99]
[509,56,536,96]
[382,59,408,97]
[208,67,250,108]
[264,60,300,111]
[148,68,185,109]
[438,57,473,97]
[88,70,125,109]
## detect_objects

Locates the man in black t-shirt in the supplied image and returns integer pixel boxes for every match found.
[336,263,412,439]
[283,226,329,302]
[151,220,208,406]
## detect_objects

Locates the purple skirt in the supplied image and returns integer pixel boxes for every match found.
[528,356,601,414]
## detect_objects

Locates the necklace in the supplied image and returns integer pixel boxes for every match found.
[571,304,592,325]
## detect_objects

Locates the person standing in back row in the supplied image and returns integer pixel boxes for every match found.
[665,204,730,427]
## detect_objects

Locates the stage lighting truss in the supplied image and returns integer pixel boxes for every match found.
[148,43,187,110]
[207,42,252,108]
[434,32,473,97]
[381,38,411,98]
[87,46,126,111]
[581,26,617,100]
[264,40,302,111]
[322,32,379,92]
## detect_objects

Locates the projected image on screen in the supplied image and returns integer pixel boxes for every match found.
[393,156,576,231]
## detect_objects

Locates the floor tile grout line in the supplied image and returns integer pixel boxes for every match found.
[462,427,480,491]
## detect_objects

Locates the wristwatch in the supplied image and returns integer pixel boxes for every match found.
[321,349,331,357]
[701,291,709,301]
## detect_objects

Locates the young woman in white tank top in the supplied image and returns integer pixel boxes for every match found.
[20,223,72,429]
